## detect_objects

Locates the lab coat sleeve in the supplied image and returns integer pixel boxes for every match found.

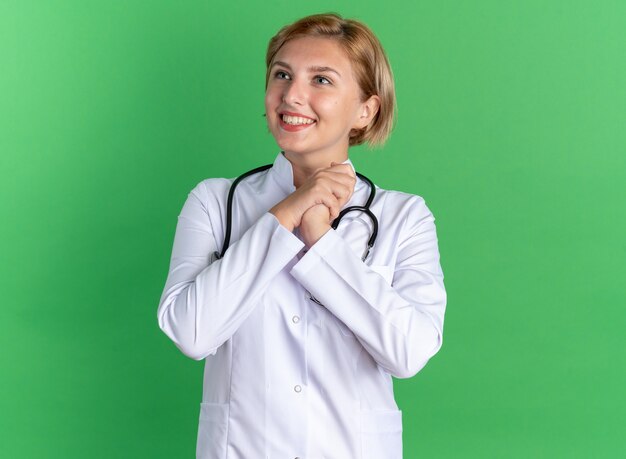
[289,195,446,379]
[157,180,305,360]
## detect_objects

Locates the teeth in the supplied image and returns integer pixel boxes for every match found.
[282,114,314,125]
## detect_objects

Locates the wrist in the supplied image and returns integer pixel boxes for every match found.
[269,206,295,232]
[302,222,331,248]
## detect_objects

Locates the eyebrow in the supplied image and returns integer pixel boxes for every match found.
[271,61,342,78]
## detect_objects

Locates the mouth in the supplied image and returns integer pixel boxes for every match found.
[278,112,316,131]
[281,114,315,126]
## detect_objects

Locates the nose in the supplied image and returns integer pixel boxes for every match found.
[282,77,306,106]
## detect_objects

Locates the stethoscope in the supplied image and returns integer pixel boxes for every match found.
[212,160,379,306]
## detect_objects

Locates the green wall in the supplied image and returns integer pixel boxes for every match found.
[1,1,624,457]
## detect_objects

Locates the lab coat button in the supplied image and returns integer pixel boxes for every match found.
[292,315,300,323]
[294,384,302,393]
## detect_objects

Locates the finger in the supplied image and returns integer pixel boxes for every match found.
[328,184,355,209]
[327,164,356,179]
[318,181,351,206]
[301,169,356,209]
[317,170,357,190]
[326,163,355,177]
[327,176,355,202]
[319,194,340,220]
[311,173,353,197]
[312,170,356,194]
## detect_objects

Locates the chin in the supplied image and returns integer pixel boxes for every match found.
[274,138,310,155]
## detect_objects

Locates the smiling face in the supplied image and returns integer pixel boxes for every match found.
[264,36,379,164]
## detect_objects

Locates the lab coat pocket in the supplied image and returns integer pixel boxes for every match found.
[196,402,229,459]
[360,409,403,459]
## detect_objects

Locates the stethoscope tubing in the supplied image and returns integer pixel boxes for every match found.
[220,164,273,260]
[215,164,378,262]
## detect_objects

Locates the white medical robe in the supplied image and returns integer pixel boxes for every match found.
[157,151,447,458]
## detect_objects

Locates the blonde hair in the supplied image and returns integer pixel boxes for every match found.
[266,13,396,147]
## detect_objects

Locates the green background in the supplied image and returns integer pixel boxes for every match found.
[1,1,624,457]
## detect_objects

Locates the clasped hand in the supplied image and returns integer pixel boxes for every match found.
[269,162,356,247]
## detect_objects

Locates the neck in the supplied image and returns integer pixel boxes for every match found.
[284,150,349,188]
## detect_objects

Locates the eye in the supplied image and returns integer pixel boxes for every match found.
[314,75,331,85]
[274,70,290,80]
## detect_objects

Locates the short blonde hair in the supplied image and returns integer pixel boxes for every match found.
[266,13,396,147]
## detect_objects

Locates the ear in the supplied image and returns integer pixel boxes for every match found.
[353,95,381,130]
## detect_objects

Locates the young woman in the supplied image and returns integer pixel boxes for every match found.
[158,13,447,459]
